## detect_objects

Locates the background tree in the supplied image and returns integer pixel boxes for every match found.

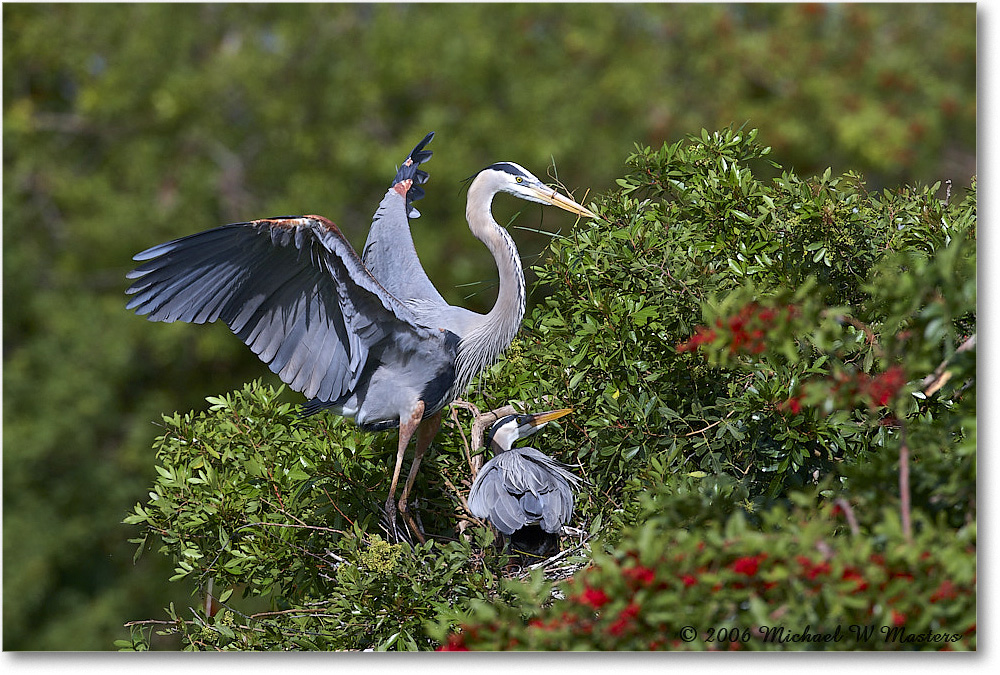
[3,3,975,649]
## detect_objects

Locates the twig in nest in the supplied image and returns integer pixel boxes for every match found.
[442,475,489,539]
[468,404,518,477]
[526,529,594,572]
[448,401,518,536]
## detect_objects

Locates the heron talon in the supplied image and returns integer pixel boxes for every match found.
[399,499,427,544]
[383,498,405,543]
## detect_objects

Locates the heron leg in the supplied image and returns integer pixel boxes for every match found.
[384,401,425,541]
[397,410,442,544]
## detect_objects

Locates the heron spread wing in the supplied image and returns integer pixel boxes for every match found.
[125,215,432,402]
[361,132,448,309]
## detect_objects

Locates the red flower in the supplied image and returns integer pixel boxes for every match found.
[680,574,698,587]
[437,634,469,651]
[608,617,630,637]
[579,586,610,609]
[731,554,765,576]
[930,580,958,603]
[783,396,803,414]
[867,365,906,406]
[891,610,906,627]
[608,602,640,637]
[796,556,831,580]
[676,327,718,353]
[842,567,868,593]
[623,565,656,587]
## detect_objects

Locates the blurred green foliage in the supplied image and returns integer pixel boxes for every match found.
[3,3,974,650]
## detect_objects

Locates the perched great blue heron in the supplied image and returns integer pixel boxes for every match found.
[468,408,583,557]
[125,132,597,539]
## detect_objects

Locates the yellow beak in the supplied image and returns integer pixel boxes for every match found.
[527,408,573,428]
[529,186,599,219]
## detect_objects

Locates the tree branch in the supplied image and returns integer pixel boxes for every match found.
[921,333,976,396]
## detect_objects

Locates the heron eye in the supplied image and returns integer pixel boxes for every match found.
[515,176,523,183]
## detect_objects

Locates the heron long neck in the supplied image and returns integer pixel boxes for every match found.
[453,177,526,392]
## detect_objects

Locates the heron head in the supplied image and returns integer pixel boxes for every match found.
[477,162,598,219]
[485,408,572,453]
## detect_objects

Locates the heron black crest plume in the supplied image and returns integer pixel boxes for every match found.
[484,162,532,179]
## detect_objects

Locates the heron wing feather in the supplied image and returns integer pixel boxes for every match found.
[468,449,582,535]
[505,448,580,533]
[126,217,432,402]
[468,459,528,535]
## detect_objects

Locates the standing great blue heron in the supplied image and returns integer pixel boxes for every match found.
[468,408,583,557]
[125,132,597,539]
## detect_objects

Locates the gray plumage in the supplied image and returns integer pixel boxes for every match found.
[469,447,581,534]
[468,410,583,536]
[126,214,443,412]
[125,132,596,540]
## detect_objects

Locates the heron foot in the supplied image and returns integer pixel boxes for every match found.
[398,498,427,545]
[382,496,407,543]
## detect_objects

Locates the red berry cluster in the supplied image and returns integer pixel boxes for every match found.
[677,302,798,356]
[827,365,907,408]
[578,585,611,609]
[732,553,768,576]
[783,365,908,415]
[675,326,718,353]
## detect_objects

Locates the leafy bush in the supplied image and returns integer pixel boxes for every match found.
[431,128,975,650]
[122,383,515,650]
[122,128,974,650]
[478,127,974,513]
